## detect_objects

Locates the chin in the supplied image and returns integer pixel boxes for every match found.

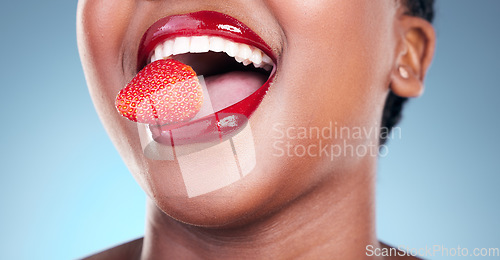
[143,160,282,228]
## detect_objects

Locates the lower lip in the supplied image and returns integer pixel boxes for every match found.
[149,70,275,146]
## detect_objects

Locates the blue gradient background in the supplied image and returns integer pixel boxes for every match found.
[0,1,498,259]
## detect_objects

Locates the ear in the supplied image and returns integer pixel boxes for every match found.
[390,15,436,98]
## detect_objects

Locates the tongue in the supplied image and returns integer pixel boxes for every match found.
[204,71,268,112]
[115,59,268,127]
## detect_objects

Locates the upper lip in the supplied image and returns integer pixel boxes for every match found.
[137,10,277,71]
[128,11,278,146]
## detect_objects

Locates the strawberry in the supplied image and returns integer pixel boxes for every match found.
[115,59,203,125]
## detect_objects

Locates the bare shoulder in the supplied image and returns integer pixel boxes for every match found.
[81,238,143,260]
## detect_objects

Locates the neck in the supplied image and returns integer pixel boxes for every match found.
[140,162,381,259]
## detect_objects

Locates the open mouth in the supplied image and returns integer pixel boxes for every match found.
[148,36,275,112]
[132,11,277,146]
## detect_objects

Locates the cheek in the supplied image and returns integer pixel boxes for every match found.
[78,0,135,53]
[77,0,135,98]
[78,0,152,191]
[77,0,139,142]
[266,0,395,126]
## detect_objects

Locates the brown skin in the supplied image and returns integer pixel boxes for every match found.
[77,0,435,259]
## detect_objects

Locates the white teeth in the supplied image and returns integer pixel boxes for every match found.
[234,56,245,63]
[150,36,274,69]
[190,36,210,53]
[172,37,190,55]
[225,41,239,57]
[209,36,225,52]
[236,44,252,61]
[234,44,254,67]
[153,44,163,62]
[150,53,158,63]
[162,40,174,58]
[251,48,263,66]
[262,54,272,65]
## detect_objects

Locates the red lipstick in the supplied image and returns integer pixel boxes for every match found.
[138,11,276,70]
[133,11,277,147]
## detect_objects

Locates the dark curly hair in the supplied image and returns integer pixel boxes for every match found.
[380,0,434,145]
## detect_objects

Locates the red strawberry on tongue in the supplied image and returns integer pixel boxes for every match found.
[115,59,203,125]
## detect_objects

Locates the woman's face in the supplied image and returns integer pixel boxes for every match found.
[77,0,399,226]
